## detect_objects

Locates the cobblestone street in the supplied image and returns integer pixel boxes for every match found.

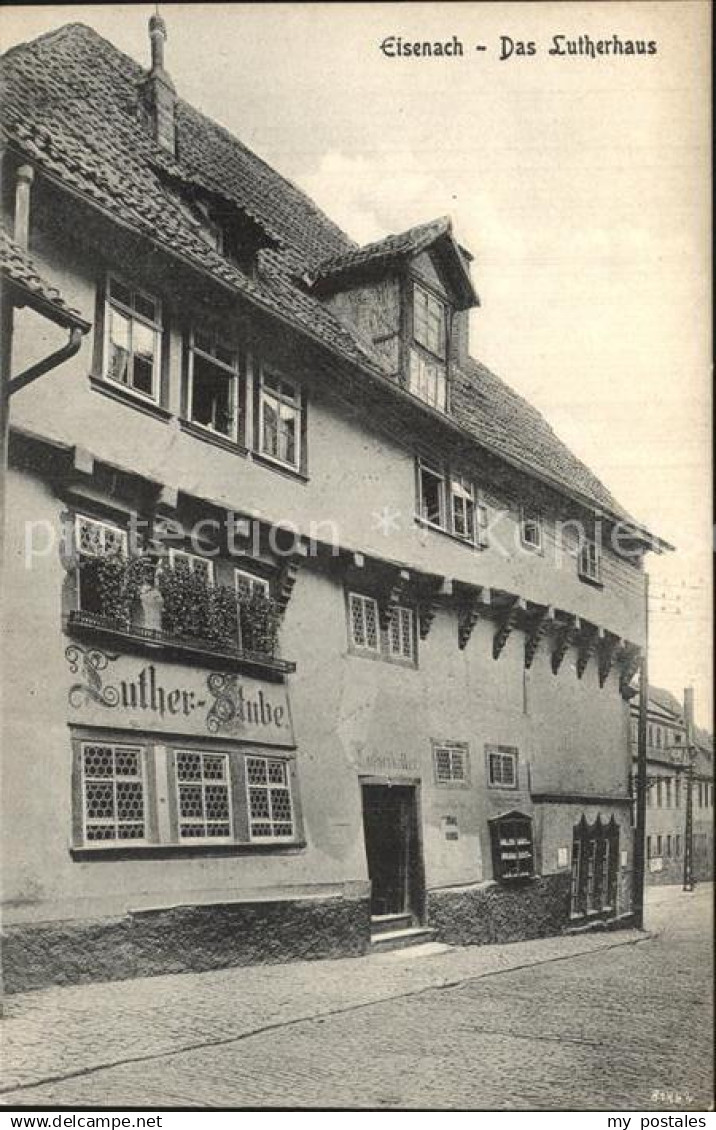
[1,886,712,1110]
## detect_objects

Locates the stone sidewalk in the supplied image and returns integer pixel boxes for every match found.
[1,926,652,1098]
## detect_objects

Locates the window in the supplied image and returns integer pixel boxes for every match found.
[417,458,487,546]
[75,514,128,615]
[674,778,681,808]
[413,284,446,359]
[646,834,653,859]
[410,283,448,412]
[259,370,302,469]
[570,815,619,916]
[656,834,662,856]
[656,778,663,807]
[81,742,146,843]
[168,548,214,585]
[451,474,475,543]
[234,568,270,600]
[433,743,468,785]
[665,778,672,807]
[578,539,601,584]
[348,592,380,653]
[487,746,518,789]
[489,812,534,881]
[187,329,241,441]
[408,349,447,412]
[520,509,543,552]
[418,460,445,527]
[675,834,681,856]
[665,834,672,858]
[389,605,415,661]
[74,741,301,851]
[656,727,662,749]
[174,750,232,841]
[246,756,294,840]
[104,277,162,402]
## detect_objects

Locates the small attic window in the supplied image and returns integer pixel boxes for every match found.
[409,283,448,412]
[192,201,225,254]
[413,284,446,358]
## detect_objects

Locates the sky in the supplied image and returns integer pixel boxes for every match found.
[1,1,712,727]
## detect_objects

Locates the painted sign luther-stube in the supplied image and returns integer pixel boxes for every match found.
[65,644,295,746]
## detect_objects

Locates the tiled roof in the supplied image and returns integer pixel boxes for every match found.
[307,214,478,310]
[644,686,713,761]
[648,685,684,720]
[307,217,451,282]
[0,22,656,534]
[452,357,635,521]
[0,225,89,328]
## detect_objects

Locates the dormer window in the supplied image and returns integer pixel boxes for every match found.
[413,284,446,357]
[409,282,448,412]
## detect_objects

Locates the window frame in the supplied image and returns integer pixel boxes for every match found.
[168,547,215,586]
[234,568,271,601]
[71,735,303,854]
[258,367,303,471]
[417,457,487,547]
[103,275,163,405]
[74,514,128,561]
[173,748,234,844]
[450,473,477,544]
[520,507,544,553]
[432,741,470,787]
[186,327,242,444]
[412,281,447,361]
[347,591,381,655]
[417,457,447,529]
[408,281,449,413]
[79,740,149,846]
[486,745,519,790]
[245,754,296,843]
[388,604,416,663]
[408,347,448,413]
[74,514,129,615]
[578,538,602,584]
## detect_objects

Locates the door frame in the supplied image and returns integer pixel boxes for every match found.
[359,775,426,925]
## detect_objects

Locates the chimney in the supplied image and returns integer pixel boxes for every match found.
[143,14,176,155]
[683,686,695,748]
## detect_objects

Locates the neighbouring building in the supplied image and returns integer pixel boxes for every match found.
[629,687,714,886]
[0,19,671,993]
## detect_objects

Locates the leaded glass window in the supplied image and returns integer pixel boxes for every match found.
[348,593,379,652]
[175,750,232,840]
[81,743,145,843]
[246,756,294,840]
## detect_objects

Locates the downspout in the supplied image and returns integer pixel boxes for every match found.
[1,162,90,573]
[7,327,85,396]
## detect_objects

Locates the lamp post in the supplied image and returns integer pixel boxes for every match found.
[633,574,649,930]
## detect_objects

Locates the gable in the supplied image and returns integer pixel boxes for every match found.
[411,251,450,300]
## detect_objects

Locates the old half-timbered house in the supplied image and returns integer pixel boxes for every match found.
[0,19,671,991]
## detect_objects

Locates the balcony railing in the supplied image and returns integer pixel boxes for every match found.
[66,555,295,674]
